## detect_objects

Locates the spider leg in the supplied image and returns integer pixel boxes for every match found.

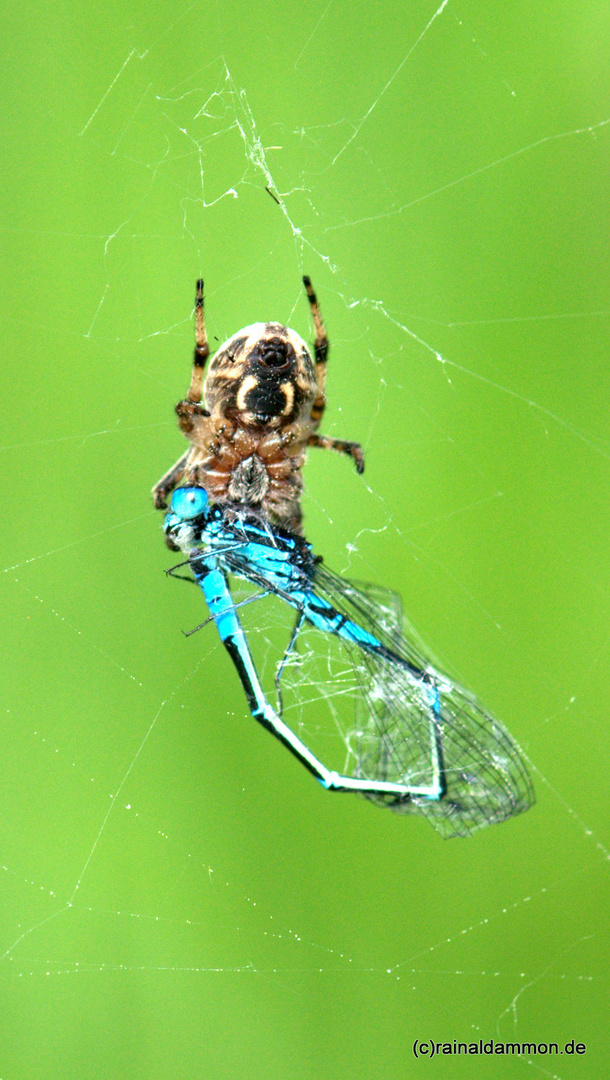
[302,276,328,430]
[302,278,364,476]
[154,280,213,506]
[174,279,212,438]
[307,432,365,474]
[187,278,210,402]
[152,450,190,508]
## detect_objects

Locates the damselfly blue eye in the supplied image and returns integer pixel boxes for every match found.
[171,487,209,520]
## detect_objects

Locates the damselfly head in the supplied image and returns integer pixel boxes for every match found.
[171,486,210,521]
[163,486,212,549]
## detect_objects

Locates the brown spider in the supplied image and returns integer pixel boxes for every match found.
[152,277,364,534]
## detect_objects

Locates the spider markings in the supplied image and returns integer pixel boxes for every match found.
[152,278,364,534]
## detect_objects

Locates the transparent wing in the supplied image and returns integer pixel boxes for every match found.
[313,566,535,838]
[216,533,534,837]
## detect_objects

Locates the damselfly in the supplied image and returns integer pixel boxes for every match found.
[164,487,534,838]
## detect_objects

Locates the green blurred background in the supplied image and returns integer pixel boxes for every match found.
[1,1,608,1076]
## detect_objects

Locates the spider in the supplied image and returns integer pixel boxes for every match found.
[152,277,364,534]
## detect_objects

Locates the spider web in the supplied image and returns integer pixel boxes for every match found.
[1,2,608,1077]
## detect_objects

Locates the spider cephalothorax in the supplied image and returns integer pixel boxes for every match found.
[153,277,364,534]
